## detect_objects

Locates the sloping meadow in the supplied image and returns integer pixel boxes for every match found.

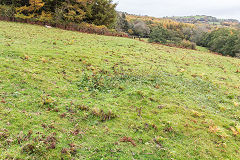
[1,21,240,159]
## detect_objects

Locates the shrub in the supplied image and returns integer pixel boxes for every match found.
[132,20,150,37]
[148,26,170,44]
[0,5,15,17]
[149,26,181,44]
[180,40,196,50]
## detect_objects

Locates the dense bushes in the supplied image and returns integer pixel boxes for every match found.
[0,0,117,28]
[180,40,196,50]
[149,26,182,43]
[200,28,240,57]
[149,26,173,44]
[149,26,196,49]
[148,22,240,55]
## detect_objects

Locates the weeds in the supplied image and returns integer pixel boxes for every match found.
[0,129,9,141]
[41,94,56,108]
[21,132,57,156]
[120,137,136,146]
[91,107,117,122]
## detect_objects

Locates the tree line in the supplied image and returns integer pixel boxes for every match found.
[199,28,240,57]
[117,13,240,56]
[0,0,117,28]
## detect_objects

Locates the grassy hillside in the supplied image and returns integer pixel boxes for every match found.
[1,21,240,159]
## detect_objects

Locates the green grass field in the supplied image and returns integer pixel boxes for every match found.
[1,21,240,159]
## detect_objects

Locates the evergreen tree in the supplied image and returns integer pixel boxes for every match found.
[115,12,130,32]
[85,0,117,28]
[60,0,88,23]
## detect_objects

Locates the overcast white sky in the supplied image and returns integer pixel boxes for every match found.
[113,0,240,20]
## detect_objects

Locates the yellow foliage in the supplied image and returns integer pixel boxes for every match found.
[29,0,45,11]
[15,0,45,19]
[128,29,134,35]
[39,11,52,22]
[126,14,194,31]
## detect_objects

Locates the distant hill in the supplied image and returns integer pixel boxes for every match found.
[164,15,240,26]
[123,12,240,28]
